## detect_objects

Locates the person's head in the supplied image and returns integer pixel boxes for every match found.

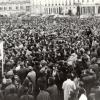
[48,77,54,86]
[91,57,96,64]
[79,88,86,95]
[67,73,72,80]
[39,83,45,90]
[6,78,12,85]
[28,66,33,71]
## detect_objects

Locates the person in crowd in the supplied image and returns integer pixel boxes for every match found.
[47,77,58,100]
[5,87,18,100]
[62,73,76,100]
[4,78,16,97]
[37,83,51,100]
[27,66,36,95]
[0,15,100,100]
[20,87,34,100]
[78,88,87,100]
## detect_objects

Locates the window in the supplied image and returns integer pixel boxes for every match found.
[82,0,84,2]
[53,8,56,13]
[0,7,3,10]
[45,4,47,6]
[92,6,95,14]
[83,7,85,14]
[9,7,12,10]
[26,6,30,11]
[55,4,57,6]
[57,8,58,13]
[98,6,100,14]
[20,6,23,10]
[49,8,50,14]
[4,7,7,10]
[16,6,19,10]
[87,0,89,2]
[51,8,52,13]
[69,1,71,5]
[46,8,48,14]
[87,7,91,13]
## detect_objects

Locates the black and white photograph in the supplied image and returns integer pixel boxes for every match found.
[0,0,100,100]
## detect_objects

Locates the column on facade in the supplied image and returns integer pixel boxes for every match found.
[81,7,83,15]
[49,7,50,14]
[47,8,48,14]
[91,6,94,15]
[51,8,52,14]
[45,8,46,14]
[58,6,59,14]
[83,7,85,14]
[84,7,86,14]
[93,6,95,15]
[87,6,89,14]
[95,5,98,15]
[57,7,58,14]
[80,7,82,15]
[52,7,54,14]
[98,6,100,14]
[90,6,92,15]
[53,7,54,14]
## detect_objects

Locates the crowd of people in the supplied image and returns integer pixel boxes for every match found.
[0,15,100,100]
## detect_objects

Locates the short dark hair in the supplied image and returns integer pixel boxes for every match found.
[48,77,54,86]
[67,73,72,79]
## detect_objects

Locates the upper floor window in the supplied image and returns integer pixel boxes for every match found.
[9,7,12,10]
[20,6,24,10]
[4,7,7,10]
[78,0,79,3]
[0,7,3,10]
[26,6,30,11]
[16,6,19,10]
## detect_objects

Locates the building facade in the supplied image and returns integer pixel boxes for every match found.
[0,0,31,16]
[0,0,100,16]
[43,0,100,16]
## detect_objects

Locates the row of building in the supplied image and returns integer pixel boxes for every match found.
[0,0,100,16]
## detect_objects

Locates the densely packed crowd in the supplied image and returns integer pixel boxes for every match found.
[0,15,100,100]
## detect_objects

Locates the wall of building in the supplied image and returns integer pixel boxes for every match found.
[0,0,100,16]
[43,0,100,16]
[0,0,31,16]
